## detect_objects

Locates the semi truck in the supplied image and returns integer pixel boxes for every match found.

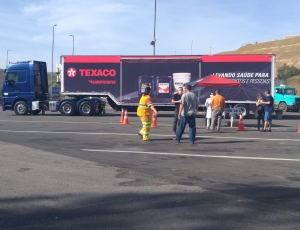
[2,54,276,118]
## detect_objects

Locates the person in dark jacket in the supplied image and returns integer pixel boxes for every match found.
[255,93,265,131]
[171,87,183,134]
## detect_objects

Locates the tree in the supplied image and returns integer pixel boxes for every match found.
[277,64,300,79]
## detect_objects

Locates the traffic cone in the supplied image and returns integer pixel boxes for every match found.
[297,124,300,134]
[151,113,157,128]
[119,108,124,122]
[122,109,129,125]
[236,113,245,131]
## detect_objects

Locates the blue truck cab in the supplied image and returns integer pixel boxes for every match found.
[2,61,49,115]
[2,60,106,116]
[274,85,300,112]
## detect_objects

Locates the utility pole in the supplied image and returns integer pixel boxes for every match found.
[191,40,193,55]
[150,0,157,55]
[51,24,57,99]
[154,0,156,55]
[6,50,11,67]
[69,35,74,55]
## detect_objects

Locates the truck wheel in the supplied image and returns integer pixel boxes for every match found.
[14,101,28,115]
[60,101,75,116]
[234,104,249,118]
[278,102,287,112]
[79,101,94,116]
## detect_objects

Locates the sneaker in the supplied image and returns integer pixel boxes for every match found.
[190,141,195,145]
[268,129,272,132]
[260,129,266,132]
[172,137,180,143]
[142,137,151,141]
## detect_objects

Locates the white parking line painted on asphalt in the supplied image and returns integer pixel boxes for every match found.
[0,119,122,125]
[0,129,299,142]
[0,119,296,129]
[82,149,300,162]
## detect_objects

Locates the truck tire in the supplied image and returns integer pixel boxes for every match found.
[278,102,287,112]
[60,101,75,116]
[234,104,249,118]
[14,101,28,115]
[79,101,94,116]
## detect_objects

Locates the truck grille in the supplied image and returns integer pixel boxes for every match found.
[296,98,300,104]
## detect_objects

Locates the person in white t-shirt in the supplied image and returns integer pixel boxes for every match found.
[205,93,214,130]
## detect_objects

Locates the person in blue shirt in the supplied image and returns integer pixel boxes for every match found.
[261,90,274,132]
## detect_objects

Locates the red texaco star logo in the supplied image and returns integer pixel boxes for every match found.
[67,68,76,78]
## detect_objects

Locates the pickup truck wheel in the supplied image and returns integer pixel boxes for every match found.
[79,101,94,116]
[234,104,249,118]
[60,101,75,116]
[278,102,287,112]
[14,101,28,115]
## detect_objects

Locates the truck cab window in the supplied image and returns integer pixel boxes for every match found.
[6,72,18,82]
[275,88,282,94]
[283,89,296,95]
[5,71,26,83]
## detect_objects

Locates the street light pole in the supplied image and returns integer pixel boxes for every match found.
[153,0,156,55]
[6,50,11,67]
[150,0,157,55]
[191,40,193,55]
[69,35,74,55]
[51,24,57,99]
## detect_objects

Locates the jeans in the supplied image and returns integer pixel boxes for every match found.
[176,115,196,142]
[257,117,264,130]
[264,111,272,122]
[211,109,223,131]
[173,109,180,132]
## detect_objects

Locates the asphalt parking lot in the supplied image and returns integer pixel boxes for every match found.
[1,108,300,229]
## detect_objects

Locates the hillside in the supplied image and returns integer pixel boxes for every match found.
[220,36,300,95]
[221,36,300,68]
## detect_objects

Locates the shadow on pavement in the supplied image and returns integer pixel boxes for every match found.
[1,189,300,230]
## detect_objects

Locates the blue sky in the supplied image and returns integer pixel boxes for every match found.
[1,0,300,69]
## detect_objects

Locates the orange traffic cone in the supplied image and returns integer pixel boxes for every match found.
[151,113,157,128]
[119,108,124,122]
[122,109,129,125]
[236,113,245,131]
[297,124,300,134]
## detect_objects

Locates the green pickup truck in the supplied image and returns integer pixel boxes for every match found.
[274,85,300,112]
